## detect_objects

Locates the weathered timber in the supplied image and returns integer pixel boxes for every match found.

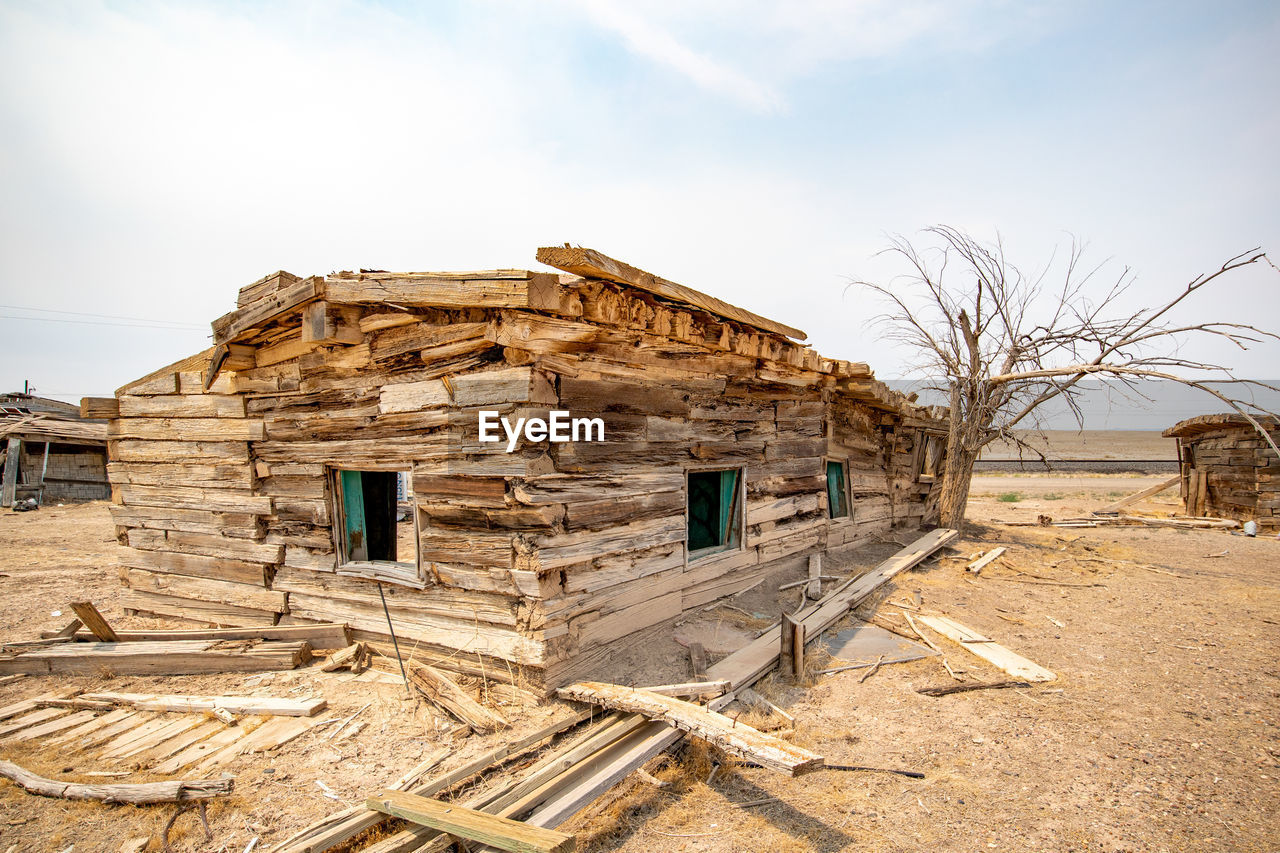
[70,602,118,642]
[408,662,509,733]
[78,692,327,717]
[366,790,576,853]
[555,682,822,775]
[915,615,1056,682]
[0,640,311,676]
[536,246,805,340]
[0,759,233,804]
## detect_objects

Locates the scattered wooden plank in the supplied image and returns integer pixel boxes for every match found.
[521,721,683,831]
[76,713,153,751]
[0,707,69,739]
[70,602,118,642]
[192,716,316,773]
[79,692,326,717]
[321,642,367,672]
[555,682,822,776]
[67,624,352,649]
[687,642,707,681]
[0,640,311,676]
[367,790,576,853]
[0,759,232,803]
[101,716,205,760]
[1,710,97,744]
[966,547,1006,575]
[53,620,84,639]
[45,708,134,747]
[152,719,261,775]
[136,719,225,763]
[780,613,804,681]
[1093,475,1181,515]
[915,615,1056,683]
[408,662,508,734]
[638,681,729,700]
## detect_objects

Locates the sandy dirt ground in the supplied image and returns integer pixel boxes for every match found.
[0,474,1277,853]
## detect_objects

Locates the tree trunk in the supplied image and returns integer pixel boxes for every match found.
[938,381,984,531]
[939,447,979,530]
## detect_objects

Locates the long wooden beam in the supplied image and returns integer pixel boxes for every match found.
[555,682,822,776]
[77,692,327,717]
[535,246,807,341]
[367,790,575,853]
[1092,474,1180,515]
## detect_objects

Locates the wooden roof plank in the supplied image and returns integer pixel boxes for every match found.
[535,246,807,341]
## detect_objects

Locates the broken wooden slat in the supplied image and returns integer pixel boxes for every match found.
[70,602,118,642]
[152,718,262,775]
[780,613,804,681]
[1093,474,1181,515]
[192,716,316,773]
[45,708,134,747]
[135,719,225,763]
[408,661,508,734]
[966,547,1006,575]
[0,707,69,739]
[78,692,326,717]
[555,682,822,776]
[915,615,1056,683]
[321,642,367,672]
[367,790,576,853]
[1,709,97,744]
[638,681,729,699]
[687,642,707,680]
[0,759,232,803]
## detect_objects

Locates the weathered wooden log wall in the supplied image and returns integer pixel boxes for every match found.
[103,258,947,689]
[1168,415,1280,530]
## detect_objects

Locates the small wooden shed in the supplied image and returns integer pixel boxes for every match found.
[0,414,110,506]
[92,246,948,689]
[1164,413,1280,530]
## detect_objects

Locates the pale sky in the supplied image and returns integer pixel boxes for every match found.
[2,0,1277,404]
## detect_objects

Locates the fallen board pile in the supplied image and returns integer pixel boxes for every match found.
[0,690,330,776]
[271,529,957,852]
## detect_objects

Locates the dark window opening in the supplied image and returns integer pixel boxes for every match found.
[336,469,414,565]
[687,468,742,556]
[826,460,849,519]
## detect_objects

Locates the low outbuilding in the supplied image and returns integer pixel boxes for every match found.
[1163,413,1280,530]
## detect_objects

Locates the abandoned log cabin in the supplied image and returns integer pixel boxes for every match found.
[1,414,110,506]
[1164,413,1280,531]
[90,246,949,689]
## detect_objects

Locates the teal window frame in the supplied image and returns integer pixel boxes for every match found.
[331,467,418,576]
[686,467,744,560]
[826,458,850,520]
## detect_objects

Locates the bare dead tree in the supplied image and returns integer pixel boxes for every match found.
[854,225,1278,530]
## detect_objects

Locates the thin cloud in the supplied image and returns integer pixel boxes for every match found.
[570,0,783,112]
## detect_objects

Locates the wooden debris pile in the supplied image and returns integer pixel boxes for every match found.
[0,601,352,676]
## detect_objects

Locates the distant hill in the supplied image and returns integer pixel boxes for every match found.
[884,379,1280,431]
